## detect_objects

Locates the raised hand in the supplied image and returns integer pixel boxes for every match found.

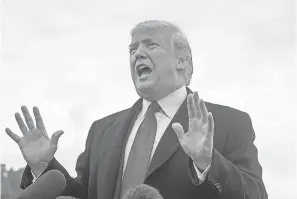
[5,106,64,176]
[172,92,214,170]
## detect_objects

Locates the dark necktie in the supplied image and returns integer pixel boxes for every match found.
[120,102,160,197]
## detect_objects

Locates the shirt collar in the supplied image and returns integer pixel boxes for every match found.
[141,86,187,119]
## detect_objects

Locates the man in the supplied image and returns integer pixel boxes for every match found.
[6,20,267,199]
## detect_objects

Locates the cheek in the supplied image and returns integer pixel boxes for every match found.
[149,51,167,67]
[154,56,176,76]
[129,56,136,71]
[161,66,176,80]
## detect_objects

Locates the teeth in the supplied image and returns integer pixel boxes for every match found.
[137,65,146,71]
[137,64,149,76]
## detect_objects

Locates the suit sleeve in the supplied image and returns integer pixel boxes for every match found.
[190,112,268,199]
[20,122,96,199]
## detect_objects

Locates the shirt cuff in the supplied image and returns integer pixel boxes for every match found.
[193,162,211,184]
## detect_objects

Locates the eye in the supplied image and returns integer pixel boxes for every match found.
[129,47,138,54]
[148,43,159,49]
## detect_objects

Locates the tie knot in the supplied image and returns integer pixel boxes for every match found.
[147,102,160,114]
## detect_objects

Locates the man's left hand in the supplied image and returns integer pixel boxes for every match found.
[172,91,214,171]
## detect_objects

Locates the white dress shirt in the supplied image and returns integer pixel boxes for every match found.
[122,86,210,182]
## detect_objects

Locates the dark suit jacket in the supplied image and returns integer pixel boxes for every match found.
[20,88,268,199]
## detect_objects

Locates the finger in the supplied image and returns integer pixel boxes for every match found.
[203,113,214,151]
[193,92,201,119]
[199,99,208,124]
[207,112,214,133]
[15,113,29,135]
[51,130,64,146]
[204,113,214,152]
[172,123,185,141]
[5,128,21,143]
[21,106,35,130]
[33,106,46,131]
[187,94,195,119]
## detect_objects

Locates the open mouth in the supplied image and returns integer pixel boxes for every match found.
[136,64,152,78]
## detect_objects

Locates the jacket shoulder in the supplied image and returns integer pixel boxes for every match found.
[205,102,255,153]
[85,108,130,147]
[206,101,250,121]
[205,101,253,136]
[93,108,130,127]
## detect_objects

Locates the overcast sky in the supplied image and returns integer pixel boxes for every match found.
[0,0,296,198]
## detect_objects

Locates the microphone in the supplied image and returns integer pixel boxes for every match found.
[16,170,66,199]
[122,184,164,199]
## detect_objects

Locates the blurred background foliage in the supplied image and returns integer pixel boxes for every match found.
[1,163,24,199]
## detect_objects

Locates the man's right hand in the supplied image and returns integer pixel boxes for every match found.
[5,106,64,177]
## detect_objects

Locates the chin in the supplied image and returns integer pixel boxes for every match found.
[134,83,158,101]
[136,86,172,102]
[133,74,171,101]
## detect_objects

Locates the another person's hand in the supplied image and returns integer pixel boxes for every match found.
[5,106,64,177]
[172,92,214,170]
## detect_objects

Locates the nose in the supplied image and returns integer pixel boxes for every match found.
[134,44,147,60]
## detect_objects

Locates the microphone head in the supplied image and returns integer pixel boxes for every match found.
[122,184,163,199]
[17,170,66,199]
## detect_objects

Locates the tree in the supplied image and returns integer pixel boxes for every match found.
[1,164,24,199]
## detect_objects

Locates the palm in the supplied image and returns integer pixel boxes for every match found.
[172,92,214,170]
[20,129,53,166]
[5,106,63,168]
[182,119,207,157]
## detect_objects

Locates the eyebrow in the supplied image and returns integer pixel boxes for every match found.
[129,38,154,49]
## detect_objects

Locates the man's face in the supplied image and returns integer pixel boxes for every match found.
[129,28,183,101]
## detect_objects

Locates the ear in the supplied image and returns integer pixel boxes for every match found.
[176,58,187,70]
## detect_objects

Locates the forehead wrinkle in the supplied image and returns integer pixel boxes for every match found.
[131,36,152,43]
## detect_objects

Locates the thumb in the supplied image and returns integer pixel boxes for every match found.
[172,123,185,141]
[51,130,64,146]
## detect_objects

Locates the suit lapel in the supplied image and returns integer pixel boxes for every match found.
[96,99,142,199]
[112,101,144,199]
[146,88,192,178]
